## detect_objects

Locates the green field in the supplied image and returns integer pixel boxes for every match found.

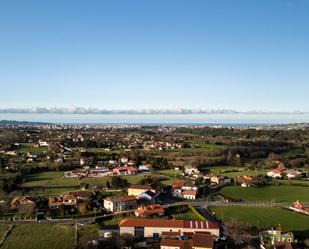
[18,144,50,154]
[157,169,183,177]
[20,171,155,195]
[220,185,309,202]
[180,144,224,153]
[1,224,75,249]
[199,165,267,177]
[21,172,80,188]
[209,206,309,235]
[20,172,80,195]
[0,224,10,243]
[272,179,309,187]
[171,207,202,220]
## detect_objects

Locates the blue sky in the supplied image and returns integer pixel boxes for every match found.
[0,0,309,111]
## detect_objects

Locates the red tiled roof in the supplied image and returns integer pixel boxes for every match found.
[172,181,185,188]
[160,239,192,249]
[119,218,183,228]
[181,190,197,196]
[162,231,181,237]
[109,195,136,202]
[192,233,214,248]
[135,204,164,216]
[119,218,219,230]
[272,164,286,174]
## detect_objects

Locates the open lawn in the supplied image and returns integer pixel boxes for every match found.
[209,206,309,236]
[1,224,75,249]
[221,169,267,177]
[171,207,202,220]
[78,224,99,238]
[21,172,80,188]
[157,169,183,177]
[220,185,309,202]
[20,171,155,195]
[18,144,50,154]
[20,171,80,195]
[200,165,267,177]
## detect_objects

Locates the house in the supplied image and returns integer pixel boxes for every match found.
[285,169,302,179]
[161,232,214,249]
[11,196,36,210]
[172,181,198,199]
[128,184,156,196]
[119,218,220,238]
[88,167,111,177]
[192,233,214,249]
[48,194,77,208]
[69,191,95,201]
[103,195,137,213]
[135,204,165,217]
[120,157,128,164]
[182,190,197,200]
[172,181,185,197]
[5,151,17,156]
[64,168,88,178]
[137,190,156,202]
[113,166,137,175]
[138,164,150,172]
[182,182,198,191]
[209,175,231,186]
[236,176,253,187]
[267,164,302,179]
[185,166,200,178]
[287,200,309,215]
[267,164,286,178]
[160,240,192,249]
[38,140,49,147]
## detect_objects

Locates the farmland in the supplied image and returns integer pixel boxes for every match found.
[220,185,309,202]
[1,224,75,249]
[209,206,309,236]
[20,171,80,195]
[19,169,184,195]
[199,165,268,177]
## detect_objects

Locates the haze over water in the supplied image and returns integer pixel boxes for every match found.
[1,113,309,125]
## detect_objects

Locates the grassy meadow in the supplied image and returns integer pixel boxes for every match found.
[209,206,309,236]
[220,185,309,202]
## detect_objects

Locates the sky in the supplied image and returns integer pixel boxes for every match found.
[0,0,309,112]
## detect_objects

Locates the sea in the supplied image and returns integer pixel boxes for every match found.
[1,113,309,126]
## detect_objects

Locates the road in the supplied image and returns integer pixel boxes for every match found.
[0,200,291,225]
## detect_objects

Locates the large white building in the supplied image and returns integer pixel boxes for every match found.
[119,218,219,238]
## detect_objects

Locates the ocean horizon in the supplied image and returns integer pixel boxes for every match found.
[1,113,309,126]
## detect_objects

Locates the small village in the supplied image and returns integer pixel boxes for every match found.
[1,124,309,249]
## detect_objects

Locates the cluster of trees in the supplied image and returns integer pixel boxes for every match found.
[106,176,129,189]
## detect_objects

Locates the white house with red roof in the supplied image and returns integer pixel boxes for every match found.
[267,164,286,178]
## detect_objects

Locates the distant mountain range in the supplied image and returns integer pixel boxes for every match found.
[0,107,306,115]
